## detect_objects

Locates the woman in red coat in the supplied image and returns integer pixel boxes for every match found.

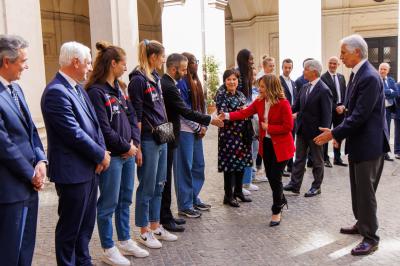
[221,74,295,226]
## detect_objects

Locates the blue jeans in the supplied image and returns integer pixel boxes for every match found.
[97,156,135,249]
[135,140,167,227]
[174,132,205,211]
[243,139,259,184]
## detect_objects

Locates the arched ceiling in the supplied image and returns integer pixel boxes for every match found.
[226,0,278,21]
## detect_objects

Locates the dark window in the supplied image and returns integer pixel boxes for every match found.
[365,36,398,80]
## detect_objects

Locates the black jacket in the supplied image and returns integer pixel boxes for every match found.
[87,82,140,156]
[293,79,333,140]
[280,75,297,107]
[161,74,211,148]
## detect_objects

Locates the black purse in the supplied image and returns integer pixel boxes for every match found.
[144,82,175,145]
[146,119,175,145]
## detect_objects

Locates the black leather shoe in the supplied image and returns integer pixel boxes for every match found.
[283,184,300,195]
[324,160,333,168]
[384,153,394,161]
[334,160,348,167]
[269,219,281,227]
[223,197,240,207]
[340,225,359,234]
[304,187,321,197]
[234,193,252,202]
[162,221,185,232]
[173,218,186,225]
[351,241,378,256]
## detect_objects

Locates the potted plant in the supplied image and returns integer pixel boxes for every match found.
[203,55,220,114]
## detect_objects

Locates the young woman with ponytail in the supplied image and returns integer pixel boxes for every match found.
[86,41,148,265]
[128,40,178,249]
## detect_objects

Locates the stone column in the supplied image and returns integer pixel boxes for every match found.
[0,0,46,122]
[279,0,322,78]
[88,0,139,82]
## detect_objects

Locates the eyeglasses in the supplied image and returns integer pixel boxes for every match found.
[191,59,199,65]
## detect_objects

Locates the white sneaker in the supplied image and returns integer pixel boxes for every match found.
[117,239,149,258]
[137,231,162,249]
[244,183,259,191]
[153,225,178,242]
[253,176,269,183]
[102,246,130,266]
[242,188,252,196]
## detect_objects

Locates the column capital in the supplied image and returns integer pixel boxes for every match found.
[208,0,228,10]
[158,0,185,7]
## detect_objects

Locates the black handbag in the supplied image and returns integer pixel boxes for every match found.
[144,82,175,145]
[146,119,175,145]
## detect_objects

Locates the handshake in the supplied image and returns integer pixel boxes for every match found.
[210,113,226,127]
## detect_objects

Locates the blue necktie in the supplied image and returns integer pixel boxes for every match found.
[74,84,88,109]
[8,84,27,123]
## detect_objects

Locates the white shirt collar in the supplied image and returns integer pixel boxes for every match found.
[328,71,337,77]
[166,73,178,85]
[282,75,291,81]
[0,75,11,88]
[310,77,320,86]
[59,70,77,88]
[351,59,367,76]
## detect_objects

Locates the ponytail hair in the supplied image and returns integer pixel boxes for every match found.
[85,41,126,89]
[138,39,164,82]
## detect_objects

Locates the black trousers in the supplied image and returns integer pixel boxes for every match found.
[349,155,384,244]
[160,145,175,224]
[0,193,38,266]
[223,170,244,199]
[263,137,288,214]
[55,177,98,266]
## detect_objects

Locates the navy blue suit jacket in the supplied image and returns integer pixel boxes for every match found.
[332,61,390,162]
[41,73,106,184]
[293,79,333,140]
[0,82,46,203]
[279,75,297,106]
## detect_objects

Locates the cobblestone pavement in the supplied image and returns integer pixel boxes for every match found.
[33,126,400,266]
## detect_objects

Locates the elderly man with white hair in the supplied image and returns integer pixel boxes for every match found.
[320,56,347,167]
[283,59,333,197]
[314,34,390,256]
[41,42,111,265]
[379,62,398,161]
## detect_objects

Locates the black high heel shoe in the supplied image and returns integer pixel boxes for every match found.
[234,193,252,202]
[269,202,288,227]
[223,197,240,207]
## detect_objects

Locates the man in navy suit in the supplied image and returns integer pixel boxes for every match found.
[41,42,110,266]
[315,34,390,256]
[279,58,297,175]
[0,35,47,266]
[379,62,397,161]
[283,59,332,197]
[320,56,347,167]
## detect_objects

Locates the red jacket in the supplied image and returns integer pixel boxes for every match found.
[229,98,295,162]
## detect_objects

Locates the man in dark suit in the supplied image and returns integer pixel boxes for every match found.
[283,59,332,197]
[160,53,223,232]
[379,62,397,161]
[320,56,347,167]
[279,58,297,175]
[295,57,315,168]
[0,35,47,266]
[315,34,389,256]
[41,41,111,265]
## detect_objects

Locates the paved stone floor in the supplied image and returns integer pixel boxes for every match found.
[33,127,400,265]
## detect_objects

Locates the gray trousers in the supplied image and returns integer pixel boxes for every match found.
[289,134,324,190]
[349,155,384,244]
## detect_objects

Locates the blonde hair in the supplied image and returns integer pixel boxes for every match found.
[138,39,164,82]
[258,74,285,105]
[262,55,275,67]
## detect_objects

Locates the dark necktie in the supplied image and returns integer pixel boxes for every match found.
[305,82,312,101]
[344,72,354,104]
[8,84,27,123]
[74,84,88,109]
